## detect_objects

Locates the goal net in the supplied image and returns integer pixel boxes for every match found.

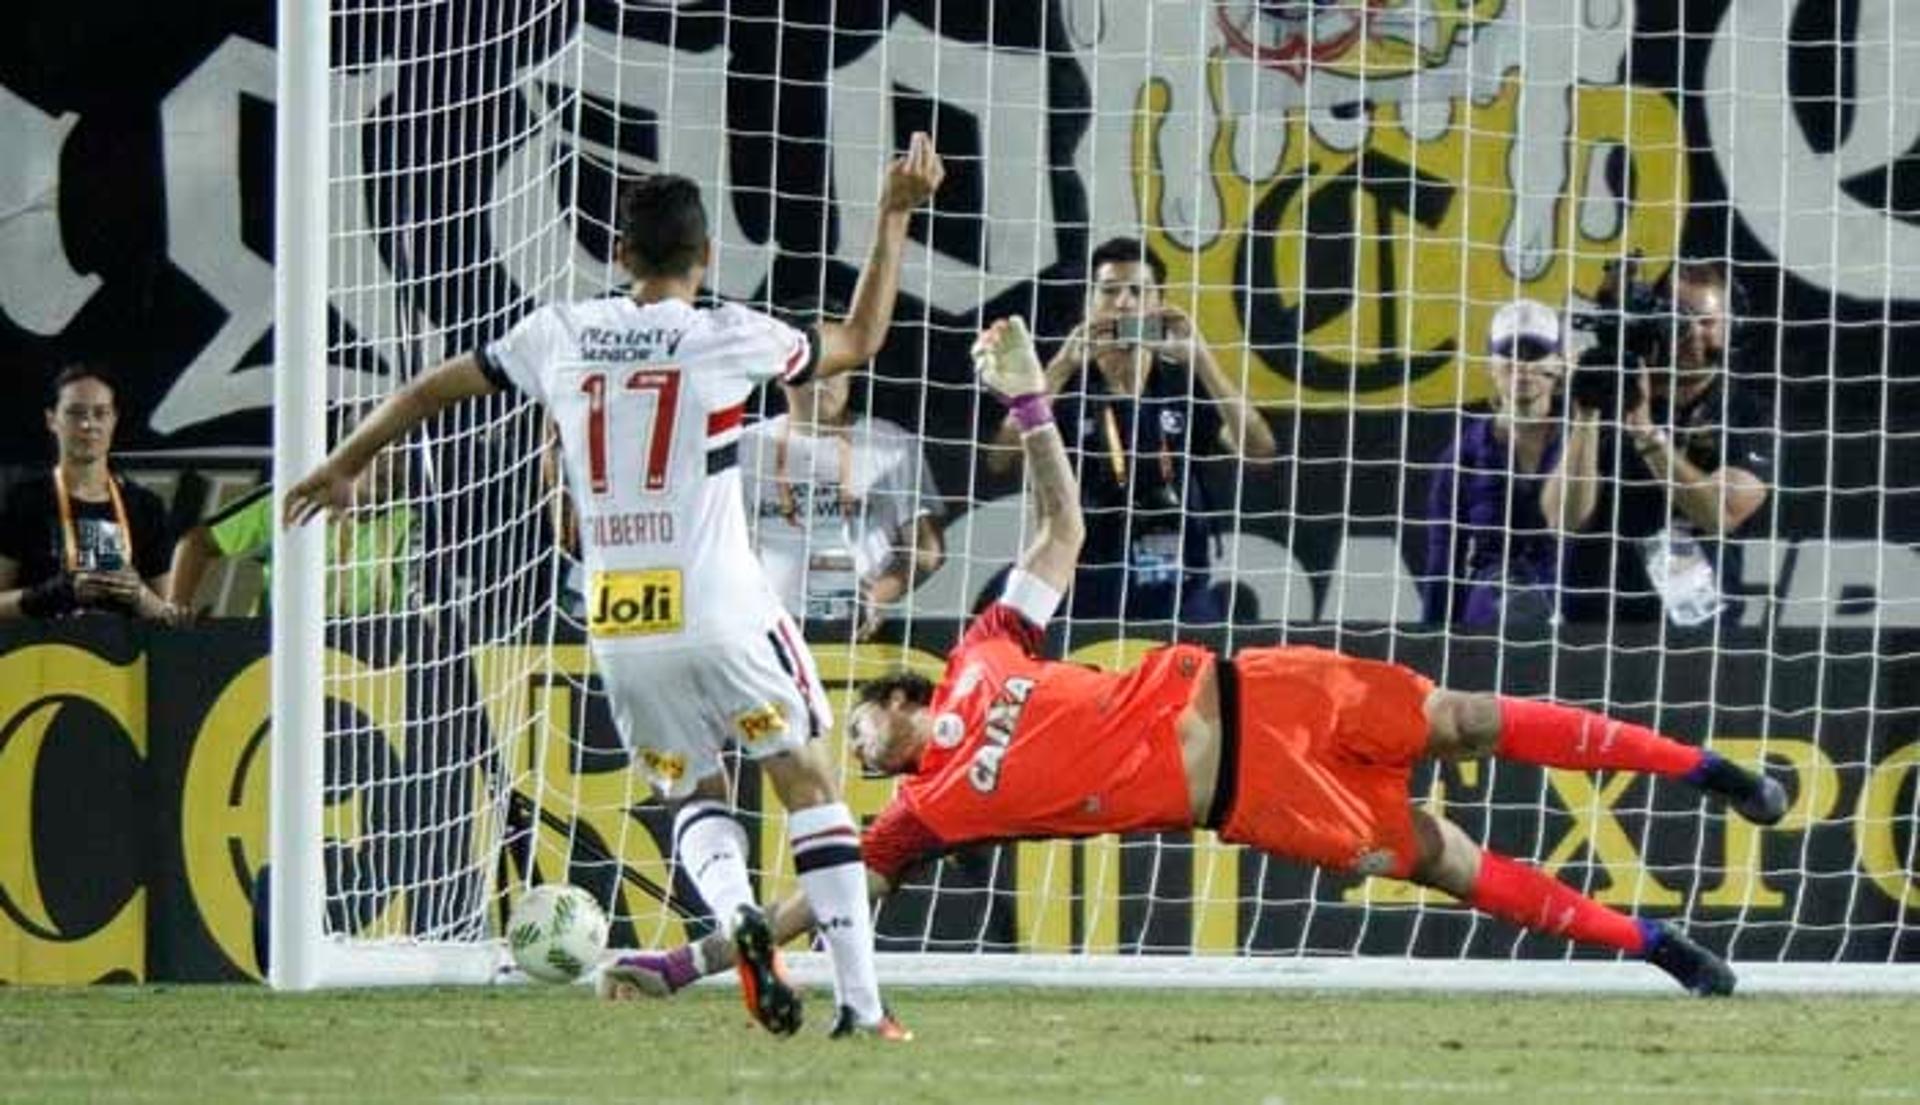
[272,1,1920,989]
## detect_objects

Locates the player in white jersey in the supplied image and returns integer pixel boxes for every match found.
[286,134,945,1040]
[739,339,944,640]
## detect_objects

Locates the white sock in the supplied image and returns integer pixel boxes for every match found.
[787,802,882,1023]
[673,800,755,931]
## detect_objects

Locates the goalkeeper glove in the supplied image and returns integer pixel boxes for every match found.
[973,316,1052,430]
[19,574,79,618]
[973,316,1046,399]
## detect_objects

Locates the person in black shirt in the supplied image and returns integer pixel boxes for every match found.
[0,364,177,622]
[1556,261,1774,625]
[989,237,1275,623]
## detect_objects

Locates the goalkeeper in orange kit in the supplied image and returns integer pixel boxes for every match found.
[604,317,1788,1030]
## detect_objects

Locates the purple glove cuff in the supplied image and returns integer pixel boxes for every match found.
[1008,392,1054,432]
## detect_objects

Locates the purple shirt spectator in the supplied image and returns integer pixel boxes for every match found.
[1421,413,1565,627]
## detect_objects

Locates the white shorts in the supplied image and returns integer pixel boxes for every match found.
[594,613,832,799]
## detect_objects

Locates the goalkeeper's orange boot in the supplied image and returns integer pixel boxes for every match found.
[730,904,801,1036]
[828,1005,914,1042]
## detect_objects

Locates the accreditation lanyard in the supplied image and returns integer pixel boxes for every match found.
[53,466,134,573]
[1098,395,1177,493]
[773,421,858,527]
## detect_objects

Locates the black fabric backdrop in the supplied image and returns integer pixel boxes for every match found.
[1,1,1915,554]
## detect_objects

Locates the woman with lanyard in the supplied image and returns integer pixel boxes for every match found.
[0,364,178,622]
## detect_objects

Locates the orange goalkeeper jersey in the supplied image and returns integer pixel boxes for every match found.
[864,603,1207,882]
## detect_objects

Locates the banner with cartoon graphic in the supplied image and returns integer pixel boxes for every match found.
[3,1,1917,553]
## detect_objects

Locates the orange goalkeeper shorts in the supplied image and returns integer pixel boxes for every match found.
[1213,646,1434,879]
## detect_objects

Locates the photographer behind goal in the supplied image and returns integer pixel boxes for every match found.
[986,237,1276,625]
[1554,258,1773,626]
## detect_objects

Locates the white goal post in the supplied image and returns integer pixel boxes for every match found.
[267,0,329,991]
[271,1,1920,991]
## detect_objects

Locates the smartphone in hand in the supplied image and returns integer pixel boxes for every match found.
[1094,313,1166,346]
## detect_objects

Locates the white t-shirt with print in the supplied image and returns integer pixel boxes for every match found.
[738,414,940,621]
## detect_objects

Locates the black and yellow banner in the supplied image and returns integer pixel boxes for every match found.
[2,619,1916,984]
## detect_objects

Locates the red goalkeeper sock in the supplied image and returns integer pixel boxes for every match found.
[1496,697,1706,779]
[1468,851,1652,955]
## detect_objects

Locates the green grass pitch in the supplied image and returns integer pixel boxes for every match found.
[3,984,1918,1103]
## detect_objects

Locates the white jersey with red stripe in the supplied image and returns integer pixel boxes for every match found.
[480,294,817,652]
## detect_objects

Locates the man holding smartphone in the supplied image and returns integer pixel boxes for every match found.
[989,237,1274,625]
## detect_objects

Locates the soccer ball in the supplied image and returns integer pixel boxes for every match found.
[508,883,609,984]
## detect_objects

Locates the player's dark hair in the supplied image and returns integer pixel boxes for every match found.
[857,670,936,710]
[1088,236,1166,287]
[48,362,118,408]
[617,174,709,277]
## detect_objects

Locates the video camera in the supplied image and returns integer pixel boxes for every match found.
[1566,252,1672,417]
